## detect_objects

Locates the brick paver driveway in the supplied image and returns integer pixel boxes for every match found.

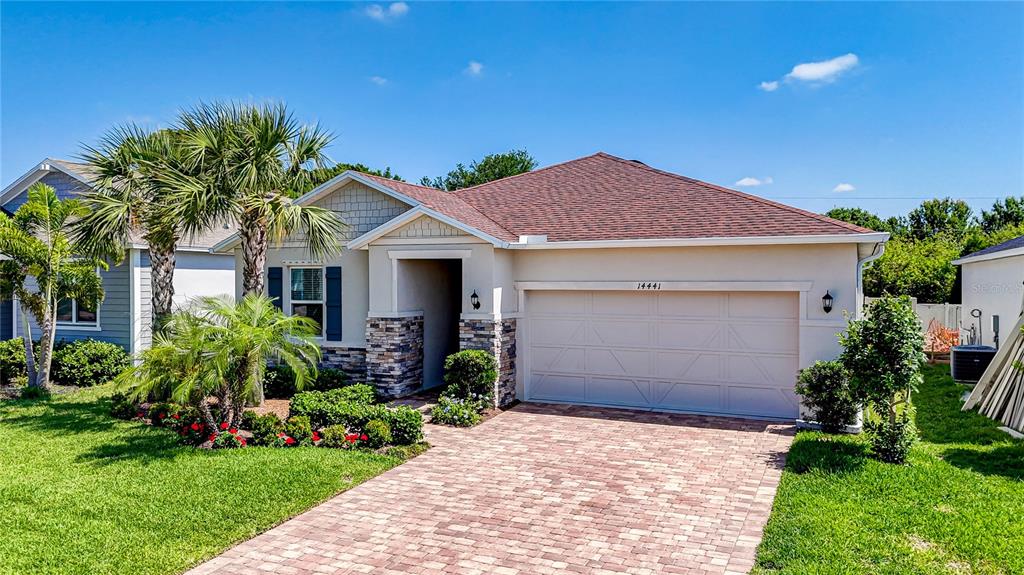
[189,403,793,575]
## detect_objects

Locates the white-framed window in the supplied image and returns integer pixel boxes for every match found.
[56,297,99,327]
[290,267,324,336]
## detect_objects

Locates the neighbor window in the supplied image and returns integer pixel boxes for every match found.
[290,267,323,334]
[56,298,98,326]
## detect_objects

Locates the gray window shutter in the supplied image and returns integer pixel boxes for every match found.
[267,267,283,310]
[325,267,342,341]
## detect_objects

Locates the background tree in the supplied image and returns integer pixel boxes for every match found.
[0,184,105,390]
[906,198,973,241]
[978,196,1024,234]
[77,125,190,331]
[862,237,961,303]
[299,163,403,194]
[825,207,908,236]
[420,149,537,190]
[162,102,347,296]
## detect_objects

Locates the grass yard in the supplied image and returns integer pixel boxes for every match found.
[754,364,1024,575]
[0,388,410,575]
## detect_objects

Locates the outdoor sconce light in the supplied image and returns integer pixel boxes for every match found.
[822,290,834,314]
[471,290,481,310]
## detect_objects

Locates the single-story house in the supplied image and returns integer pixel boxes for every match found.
[0,159,237,354]
[216,152,888,420]
[953,234,1024,348]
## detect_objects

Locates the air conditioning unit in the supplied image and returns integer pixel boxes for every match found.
[951,345,997,383]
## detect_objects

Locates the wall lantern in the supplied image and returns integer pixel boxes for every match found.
[471,290,481,310]
[822,290,834,314]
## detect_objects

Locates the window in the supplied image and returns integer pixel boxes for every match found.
[290,267,323,335]
[56,298,98,326]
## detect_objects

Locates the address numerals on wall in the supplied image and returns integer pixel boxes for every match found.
[635,282,662,290]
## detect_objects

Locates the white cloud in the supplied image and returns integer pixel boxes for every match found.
[365,2,408,21]
[369,76,388,86]
[759,53,859,92]
[735,176,773,187]
[465,60,484,76]
[833,183,856,193]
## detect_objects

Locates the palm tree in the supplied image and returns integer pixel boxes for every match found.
[76,125,190,331]
[118,295,320,426]
[0,183,105,389]
[159,102,346,296]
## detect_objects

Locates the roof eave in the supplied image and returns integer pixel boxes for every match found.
[953,245,1024,266]
[504,232,890,250]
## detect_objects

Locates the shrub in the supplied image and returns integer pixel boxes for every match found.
[324,383,376,405]
[320,425,363,449]
[177,417,212,446]
[795,361,859,433]
[285,415,313,446]
[865,411,917,464]
[109,392,140,420]
[0,338,27,383]
[263,365,351,399]
[442,350,496,405]
[211,430,246,448]
[315,368,349,392]
[430,396,482,427]
[51,339,130,387]
[20,386,50,400]
[242,412,285,446]
[148,402,181,426]
[385,406,423,445]
[363,419,392,448]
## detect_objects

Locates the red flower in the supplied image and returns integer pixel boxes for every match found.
[172,413,180,420]
[209,434,218,442]
[312,432,320,441]
[360,434,368,441]
[277,432,286,438]
[190,422,200,431]
[239,438,247,446]
[136,412,144,419]
[229,428,237,435]
[285,437,296,445]
[219,422,229,430]
[158,413,165,419]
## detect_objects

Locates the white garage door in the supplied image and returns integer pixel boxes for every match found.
[525,290,801,419]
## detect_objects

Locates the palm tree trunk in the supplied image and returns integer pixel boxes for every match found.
[240,217,269,297]
[20,306,37,388]
[35,308,58,390]
[148,244,176,332]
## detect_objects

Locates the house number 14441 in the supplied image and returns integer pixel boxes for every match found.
[636,282,662,290]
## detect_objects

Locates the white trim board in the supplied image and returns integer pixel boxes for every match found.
[514,280,814,292]
[0,159,95,206]
[953,246,1024,266]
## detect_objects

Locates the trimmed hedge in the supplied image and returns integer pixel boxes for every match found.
[263,365,351,399]
[289,388,423,445]
[442,350,496,404]
[51,339,130,387]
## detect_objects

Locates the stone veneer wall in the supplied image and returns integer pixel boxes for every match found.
[459,318,518,407]
[320,346,368,381]
[365,315,424,398]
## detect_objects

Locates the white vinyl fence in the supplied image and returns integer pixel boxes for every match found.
[864,297,962,331]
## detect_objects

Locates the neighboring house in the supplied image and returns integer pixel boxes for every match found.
[953,234,1024,348]
[0,159,237,354]
[216,152,888,420]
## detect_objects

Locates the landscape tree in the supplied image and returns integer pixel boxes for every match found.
[978,196,1024,234]
[160,102,347,296]
[300,163,403,194]
[906,198,973,241]
[862,236,961,303]
[420,149,537,190]
[76,125,191,331]
[118,295,320,425]
[0,184,105,391]
[825,207,886,232]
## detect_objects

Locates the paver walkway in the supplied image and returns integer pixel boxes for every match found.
[188,403,794,575]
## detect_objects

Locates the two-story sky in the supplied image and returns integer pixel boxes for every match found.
[2,1,1021,218]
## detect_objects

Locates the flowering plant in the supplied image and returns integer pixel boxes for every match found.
[430,396,482,427]
[212,430,247,449]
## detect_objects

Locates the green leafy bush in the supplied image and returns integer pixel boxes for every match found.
[285,415,313,446]
[289,390,422,444]
[442,350,497,405]
[865,411,917,464]
[109,392,140,420]
[319,425,358,449]
[315,368,349,392]
[51,339,130,387]
[0,338,27,383]
[148,402,182,427]
[385,406,423,445]
[212,430,246,448]
[242,412,285,446]
[430,396,482,427]
[323,383,376,405]
[19,386,50,400]
[795,361,859,433]
[263,365,351,399]
[363,419,392,448]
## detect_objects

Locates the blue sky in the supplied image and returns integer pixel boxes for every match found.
[2,1,1022,218]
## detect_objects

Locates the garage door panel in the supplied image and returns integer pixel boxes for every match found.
[588,377,650,405]
[527,290,800,419]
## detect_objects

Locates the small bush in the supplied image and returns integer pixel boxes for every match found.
[323,383,376,405]
[109,392,140,420]
[442,350,496,405]
[386,406,423,445]
[290,390,422,444]
[242,412,285,446]
[795,361,859,433]
[212,430,246,448]
[383,442,430,460]
[320,425,362,449]
[19,386,50,400]
[285,415,313,446]
[51,339,130,387]
[177,418,212,446]
[430,396,482,427]
[148,402,182,426]
[264,365,352,399]
[865,411,917,464]
[363,419,392,448]
[315,368,349,392]
[0,338,27,383]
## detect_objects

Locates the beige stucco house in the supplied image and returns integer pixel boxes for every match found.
[954,235,1024,348]
[217,153,888,420]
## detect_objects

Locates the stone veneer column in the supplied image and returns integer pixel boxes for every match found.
[459,318,518,408]
[319,347,368,381]
[365,315,424,398]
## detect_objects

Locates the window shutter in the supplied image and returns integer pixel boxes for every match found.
[325,267,342,341]
[267,267,283,310]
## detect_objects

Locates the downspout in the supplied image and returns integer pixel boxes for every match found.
[856,241,887,317]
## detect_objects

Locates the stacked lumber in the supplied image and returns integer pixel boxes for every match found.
[963,314,1024,432]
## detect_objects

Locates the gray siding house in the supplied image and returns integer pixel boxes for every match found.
[0,159,237,354]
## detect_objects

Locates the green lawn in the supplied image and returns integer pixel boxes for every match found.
[0,388,409,575]
[754,364,1024,575]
